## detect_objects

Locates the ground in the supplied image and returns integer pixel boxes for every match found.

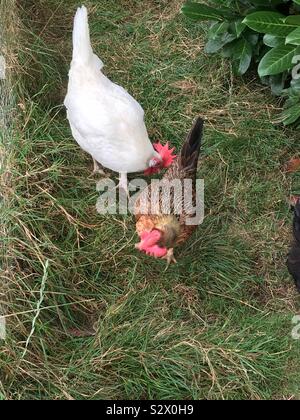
[0,0,300,400]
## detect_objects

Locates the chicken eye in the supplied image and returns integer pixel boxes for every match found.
[149,159,158,168]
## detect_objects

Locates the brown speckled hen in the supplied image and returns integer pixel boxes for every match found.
[134,117,204,266]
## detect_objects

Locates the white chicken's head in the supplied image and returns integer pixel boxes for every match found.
[144,156,163,175]
[144,142,177,176]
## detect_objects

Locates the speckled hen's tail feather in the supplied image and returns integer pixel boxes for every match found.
[181,117,204,173]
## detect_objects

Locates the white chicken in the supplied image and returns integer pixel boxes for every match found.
[64,5,176,191]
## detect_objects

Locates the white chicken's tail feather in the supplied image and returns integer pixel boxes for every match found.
[72,5,103,70]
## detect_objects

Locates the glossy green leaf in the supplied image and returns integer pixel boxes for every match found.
[232,38,253,75]
[258,44,299,77]
[230,20,246,38]
[243,11,296,36]
[286,27,300,45]
[285,15,300,25]
[208,22,230,40]
[263,34,285,48]
[221,40,239,58]
[281,102,300,125]
[244,30,259,46]
[205,32,236,53]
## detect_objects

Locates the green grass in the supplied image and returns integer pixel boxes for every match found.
[1,0,300,400]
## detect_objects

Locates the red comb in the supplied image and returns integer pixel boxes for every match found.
[153,142,177,168]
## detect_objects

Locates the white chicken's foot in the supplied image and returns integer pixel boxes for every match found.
[92,159,107,176]
[163,248,177,270]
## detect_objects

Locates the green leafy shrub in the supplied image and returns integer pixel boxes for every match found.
[182,0,300,125]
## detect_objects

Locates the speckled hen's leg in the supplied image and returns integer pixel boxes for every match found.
[163,248,177,269]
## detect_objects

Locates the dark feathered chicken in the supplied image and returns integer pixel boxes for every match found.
[134,117,204,266]
[287,198,300,293]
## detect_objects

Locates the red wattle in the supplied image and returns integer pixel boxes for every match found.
[137,230,167,258]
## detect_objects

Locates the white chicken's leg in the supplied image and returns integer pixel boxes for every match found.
[118,173,128,195]
[92,159,107,176]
